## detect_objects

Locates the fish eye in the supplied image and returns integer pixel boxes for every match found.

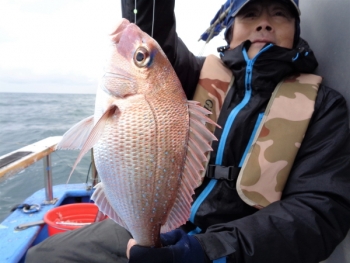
[134,46,151,67]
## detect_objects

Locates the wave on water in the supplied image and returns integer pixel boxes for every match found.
[0,92,96,221]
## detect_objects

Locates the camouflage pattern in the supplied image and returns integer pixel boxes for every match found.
[192,54,233,182]
[237,74,322,208]
[193,54,234,133]
[193,55,322,209]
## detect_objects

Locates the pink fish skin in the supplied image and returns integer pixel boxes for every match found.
[57,19,218,247]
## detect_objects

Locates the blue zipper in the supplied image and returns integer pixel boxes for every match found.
[189,44,273,226]
[239,112,264,167]
[216,44,273,165]
[214,258,227,263]
[215,82,252,164]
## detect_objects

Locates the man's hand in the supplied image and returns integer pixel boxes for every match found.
[126,229,209,263]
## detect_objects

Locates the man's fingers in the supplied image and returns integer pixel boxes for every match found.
[127,239,138,259]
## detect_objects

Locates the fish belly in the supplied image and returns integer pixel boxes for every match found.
[93,94,189,247]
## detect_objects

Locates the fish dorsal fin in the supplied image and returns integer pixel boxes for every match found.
[59,105,118,183]
[91,182,129,231]
[161,101,219,233]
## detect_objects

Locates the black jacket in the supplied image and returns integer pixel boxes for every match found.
[122,1,350,262]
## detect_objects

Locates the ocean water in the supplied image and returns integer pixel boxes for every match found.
[0,92,96,222]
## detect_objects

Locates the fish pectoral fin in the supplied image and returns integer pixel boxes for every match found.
[65,105,119,183]
[91,182,129,231]
[57,115,95,150]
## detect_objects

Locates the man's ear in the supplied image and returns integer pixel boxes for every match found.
[225,24,234,44]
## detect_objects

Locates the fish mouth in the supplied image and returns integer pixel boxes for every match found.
[110,19,145,63]
[111,19,142,46]
[104,71,132,82]
[111,19,131,44]
[104,19,143,98]
[102,71,136,98]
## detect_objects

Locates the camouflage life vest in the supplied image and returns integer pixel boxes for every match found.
[193,54,322,209]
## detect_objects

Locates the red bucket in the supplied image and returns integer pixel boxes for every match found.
[44,203,98,236]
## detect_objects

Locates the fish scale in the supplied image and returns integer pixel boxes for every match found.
[57,18,219,248]
[93,91,188,246]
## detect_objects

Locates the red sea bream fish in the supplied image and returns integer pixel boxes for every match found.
[57,19,218,247]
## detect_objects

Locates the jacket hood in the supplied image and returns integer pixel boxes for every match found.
[220,38,318,93]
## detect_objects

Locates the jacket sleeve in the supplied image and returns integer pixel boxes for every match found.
[121,0,204,99]
[195,85,350,263]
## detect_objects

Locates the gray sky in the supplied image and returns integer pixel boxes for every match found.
[0,0,226,94]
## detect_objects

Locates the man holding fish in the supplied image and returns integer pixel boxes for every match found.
[26,0,350,263]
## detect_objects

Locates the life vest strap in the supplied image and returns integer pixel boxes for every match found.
[206,165,240,181]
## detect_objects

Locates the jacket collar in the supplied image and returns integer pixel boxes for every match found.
[220,38,318,92]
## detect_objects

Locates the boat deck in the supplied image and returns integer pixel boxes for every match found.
[0,183,93,263]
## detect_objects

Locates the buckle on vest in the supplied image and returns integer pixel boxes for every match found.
[206,165,240,181]
[217,45,230,53]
